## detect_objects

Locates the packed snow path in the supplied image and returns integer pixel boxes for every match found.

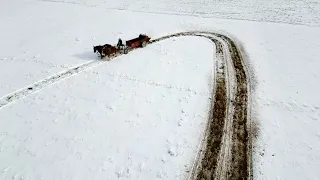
[0,31,253,180]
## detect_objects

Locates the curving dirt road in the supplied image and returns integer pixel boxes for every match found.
[152,32,253,180]
[0,31,253,180]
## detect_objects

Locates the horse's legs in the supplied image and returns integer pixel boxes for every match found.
[105,55,110,61]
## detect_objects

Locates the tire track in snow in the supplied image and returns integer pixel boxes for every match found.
[153,33,233,180]
[0,31,253,180]
[0,60,103,109]
[0,44,144,109]
[218,35,251,180]
[150,31,253,180]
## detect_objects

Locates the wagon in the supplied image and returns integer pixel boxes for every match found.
[124,34,151,54]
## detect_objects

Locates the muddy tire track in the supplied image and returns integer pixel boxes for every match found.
[0,31,252,180]
[197,32,251,180]
[219,35,250,179]
[151,32,252,180]
[192,40,227,180]
[151,34,230,180]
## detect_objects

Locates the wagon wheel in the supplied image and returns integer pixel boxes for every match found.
[141,41,147,48]
[124,47,129,54]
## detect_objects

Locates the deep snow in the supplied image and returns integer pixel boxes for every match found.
[1,0,320,179]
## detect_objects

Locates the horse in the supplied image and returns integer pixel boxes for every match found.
[93,44,112,56]
[101,46,119,59]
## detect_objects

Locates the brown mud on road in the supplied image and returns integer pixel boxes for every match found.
[219,35,250,180]
[195,40,227,180]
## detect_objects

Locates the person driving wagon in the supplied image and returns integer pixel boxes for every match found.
[117,38,124,49]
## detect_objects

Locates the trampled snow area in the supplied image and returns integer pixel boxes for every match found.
[1,0,320,179]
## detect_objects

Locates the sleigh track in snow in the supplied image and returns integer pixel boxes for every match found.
[0,31,253,180]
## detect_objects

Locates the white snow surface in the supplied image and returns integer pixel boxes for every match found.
[1,0,320,179]
[0,37,213,180]
[38,0,320,26]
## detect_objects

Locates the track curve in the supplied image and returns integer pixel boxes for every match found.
[0,31,253,180]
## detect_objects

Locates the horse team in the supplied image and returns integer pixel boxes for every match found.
[93,38,124,59]
[93,34,151,60]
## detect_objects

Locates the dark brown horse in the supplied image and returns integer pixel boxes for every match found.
[93,44,112,56]
[101,46,118,59]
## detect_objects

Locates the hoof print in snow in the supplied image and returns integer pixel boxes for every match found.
[116,168,130,178]
[157,173,163,178]
[33,54,40,59]
[116,170,124,178]
[6,96,13,102]
[168,147,178,157]
[138,163,145,172]
[178,118,184,126]
[161,157,167,163]
[75,37,82,42]
[107,105,116,112]
[2,166,10,173]
[53,119,58,124]
[157,171,167,179]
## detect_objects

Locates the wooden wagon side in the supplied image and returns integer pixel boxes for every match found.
[124,34,151,54]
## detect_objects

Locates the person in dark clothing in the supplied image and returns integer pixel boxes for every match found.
[117,38,124,48]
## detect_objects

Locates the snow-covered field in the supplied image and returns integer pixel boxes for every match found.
[39,0,320,26]
[1,0,320,179]
[0,37,214,179]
